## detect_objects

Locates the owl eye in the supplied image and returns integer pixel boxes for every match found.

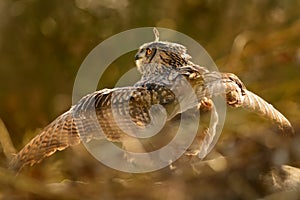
[146,48,152,56]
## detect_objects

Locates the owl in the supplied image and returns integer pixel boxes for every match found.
[9,28,293,172]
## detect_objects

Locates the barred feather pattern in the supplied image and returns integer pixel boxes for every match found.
[185,70,293,133]
[220,73,294,133]
[241,90,294,133]
[9,84,177,171]
[9,36,294,172]
[9,111,81,171]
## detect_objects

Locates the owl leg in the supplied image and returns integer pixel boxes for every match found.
[186,100,219,159]
[197,97,213,111]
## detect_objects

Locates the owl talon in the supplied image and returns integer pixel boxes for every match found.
[198,97,213,111]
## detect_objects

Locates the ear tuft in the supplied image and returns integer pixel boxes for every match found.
[153,28,159,42]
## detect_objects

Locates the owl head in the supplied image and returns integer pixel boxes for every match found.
[135,28,192,74]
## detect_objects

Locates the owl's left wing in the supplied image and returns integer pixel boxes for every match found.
[9,111,81,172]
[9,84,177,171]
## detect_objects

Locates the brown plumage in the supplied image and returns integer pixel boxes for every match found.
[9,84,178,171]
[9,112,80,171]
[9,28,294,172]
[220,72,293,133]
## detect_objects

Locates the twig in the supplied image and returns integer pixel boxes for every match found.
[0,118,17,161]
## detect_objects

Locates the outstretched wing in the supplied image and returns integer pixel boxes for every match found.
[72,84,177,142]
[9,111,81,171]
[221,73,294,133]
[185,69,293,133]
[240,90,293,133]
[9,84,177,171]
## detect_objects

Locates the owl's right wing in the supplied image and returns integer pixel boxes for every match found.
[186,69,293,133]
[217,72,293,133]
[9,84,177,172]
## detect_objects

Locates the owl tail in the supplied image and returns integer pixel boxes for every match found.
[9,111,80,172]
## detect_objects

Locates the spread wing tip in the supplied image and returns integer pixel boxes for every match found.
[8,111,81,172]
[243,90,294,134]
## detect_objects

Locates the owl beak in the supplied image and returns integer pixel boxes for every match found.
[135,53,141,61]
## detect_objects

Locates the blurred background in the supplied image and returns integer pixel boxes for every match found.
[0,0,300,199]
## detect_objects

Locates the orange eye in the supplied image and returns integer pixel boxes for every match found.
[146,48,152,55]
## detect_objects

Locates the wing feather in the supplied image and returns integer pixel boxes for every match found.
[9,85,176,171]
[222,73,294,133]
[9,111,80,171]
